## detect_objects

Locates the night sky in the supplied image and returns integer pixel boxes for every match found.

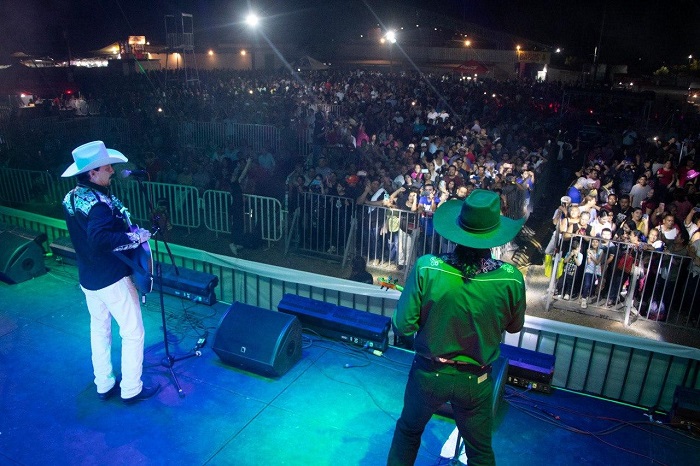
[0,0,698,71]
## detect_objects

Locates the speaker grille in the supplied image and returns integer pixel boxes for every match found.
[0,231,47,284]
[213,302,302,377]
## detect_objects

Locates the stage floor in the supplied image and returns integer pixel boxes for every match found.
[1,258,698,465]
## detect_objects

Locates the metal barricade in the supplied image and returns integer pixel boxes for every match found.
[50,176,78,207]
[354,204,421,278]
[548,233,700,330]
[201,189,284,242]
[314,103,342,117]
[175,121,281,153]
[201,189,231,237]
[0,168,53,205]
[502,185,527,220]
[293,191,356,259]
[20,116,131,149]
[111,180,200,232]
[246,194,284,243]
[87,117,131,147]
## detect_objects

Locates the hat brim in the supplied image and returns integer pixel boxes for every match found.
[433,200,525,249]
[61,149,127,177]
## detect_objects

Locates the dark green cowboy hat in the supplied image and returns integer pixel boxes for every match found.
[433,189,524,249]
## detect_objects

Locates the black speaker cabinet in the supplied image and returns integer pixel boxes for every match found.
[0,230,47,284]
[213,302,302,377]
[156,264,219,305]
[49,235,78,266]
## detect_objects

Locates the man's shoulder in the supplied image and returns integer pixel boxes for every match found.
[487,261,524,282]
[64,186,100,216]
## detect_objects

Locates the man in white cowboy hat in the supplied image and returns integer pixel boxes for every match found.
[61,141,160,404]
[388,189,526,466]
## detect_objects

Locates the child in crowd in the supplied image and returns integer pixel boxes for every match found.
[556,239,583,300]
[580,237,603,308]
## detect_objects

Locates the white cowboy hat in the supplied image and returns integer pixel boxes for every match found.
[61,141,128,177]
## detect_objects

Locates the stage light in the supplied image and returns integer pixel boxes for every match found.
[245,13,259,28]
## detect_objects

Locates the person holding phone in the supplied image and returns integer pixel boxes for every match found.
[385,185,420,270]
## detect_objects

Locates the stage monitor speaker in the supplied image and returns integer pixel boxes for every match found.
[213,302,302,377]
[156,264,219,305]
[49,235,78,266]
[0,230,47,284]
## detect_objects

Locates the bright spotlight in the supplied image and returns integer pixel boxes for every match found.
[245,13,259,28]
[385,30,397,44]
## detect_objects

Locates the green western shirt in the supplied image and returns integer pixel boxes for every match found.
[393,253,526,367]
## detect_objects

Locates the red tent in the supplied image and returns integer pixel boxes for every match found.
[0,64,77,97]
[455,60,489,74]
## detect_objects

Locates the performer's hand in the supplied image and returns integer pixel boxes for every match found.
[137,228,151,243]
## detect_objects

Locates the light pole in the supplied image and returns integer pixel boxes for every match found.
[385,30,396,72]
[245,12,259,71]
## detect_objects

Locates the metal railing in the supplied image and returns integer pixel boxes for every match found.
[504,318,700,414]
[0,169,284,243]
[201,189,284,242]
[18,115,130,148]
[353,204,422,280]
[111,180,201,232]
[0,168,53,205]
[2,205,697,413]
[2,165,697,335]
[291,191,356,259]
[174,120,281,153]
[548,233,700,330]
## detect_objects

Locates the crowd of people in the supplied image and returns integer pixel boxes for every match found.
[4,66,700,464]
[546,132,700,320]
[2,68,700,291]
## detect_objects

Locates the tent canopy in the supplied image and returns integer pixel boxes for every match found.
[91,42,121,56]
[293,55,329,70]
[0,64,77,96]
[455,59,489,74]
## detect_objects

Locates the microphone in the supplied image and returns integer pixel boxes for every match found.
[120,169,149,179]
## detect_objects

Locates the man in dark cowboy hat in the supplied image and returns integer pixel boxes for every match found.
[61,141,160,403]
[387,189,526,465]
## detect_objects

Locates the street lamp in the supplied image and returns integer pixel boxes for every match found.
[385,30,397,71]
[245,13,259,28]
[245,12,260,71]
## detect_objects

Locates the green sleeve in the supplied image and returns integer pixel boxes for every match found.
[392,258,424,335]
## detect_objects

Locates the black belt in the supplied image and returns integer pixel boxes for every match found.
[417,354,491,375]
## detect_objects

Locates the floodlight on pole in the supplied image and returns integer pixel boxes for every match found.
[244,13,260,71]
[384,30,397,72]
[245,13,259,28]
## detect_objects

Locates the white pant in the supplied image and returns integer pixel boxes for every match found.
[81,277,144,399]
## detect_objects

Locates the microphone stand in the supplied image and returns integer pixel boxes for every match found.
[133,175,203,398]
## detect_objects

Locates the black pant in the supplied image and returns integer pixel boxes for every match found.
[387,357,495,466]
